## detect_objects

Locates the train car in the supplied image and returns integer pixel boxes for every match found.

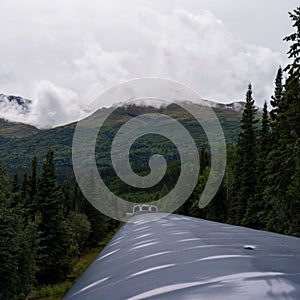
[63,213,300,299]
[133,204,158,215]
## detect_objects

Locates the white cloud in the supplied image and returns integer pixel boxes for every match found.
[31,81,83,128]
[71,8,284,104]
[0,81,83,128]
[0,3,289,128]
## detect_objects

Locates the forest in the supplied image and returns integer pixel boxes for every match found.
[0,5,299,300]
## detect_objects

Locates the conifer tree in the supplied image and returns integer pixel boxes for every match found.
[230,84,258,225]
[270,67,284,121]
[284,7,300,80]
[246,102,270,228]
[284,7,300,140]
[264,7,300,234]
[284,7,300,235]
[35,150,73,284]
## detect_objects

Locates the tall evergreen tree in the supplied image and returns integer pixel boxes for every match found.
[35,150,73,284]
[284,7,300,80]
[263,67,291,233]
[248,102,270,228]
[284,7,300,140]
[270,67,284,121]
[264,7,300,234]
[284,7,300,236]
[230,84,258,225]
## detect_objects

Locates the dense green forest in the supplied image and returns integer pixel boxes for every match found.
[0,151,118,299]
[0,5,299,300]
[0,103,242,180]
[179,7,300,236]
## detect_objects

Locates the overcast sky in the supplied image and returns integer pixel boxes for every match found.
[0,0,298,127]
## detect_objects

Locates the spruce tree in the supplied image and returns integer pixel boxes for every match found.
[263,68,290,233]
[284,7,300,140]
[284,7,300,236]
[248,102,270,228]
[284,7,300,80]
[264,7,300,234]
[270,67,284,121]
[35,150,72,284]
[230,84,258,225]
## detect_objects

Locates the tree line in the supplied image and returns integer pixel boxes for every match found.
[0,150,116,299]
[182,7,300,237]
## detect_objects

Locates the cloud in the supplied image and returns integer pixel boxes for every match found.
[0,81,83,128]
[73,8,284,104]
[31,81,83,128]
[0,4,286,128]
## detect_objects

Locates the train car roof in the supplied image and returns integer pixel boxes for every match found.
[63,213,300,300]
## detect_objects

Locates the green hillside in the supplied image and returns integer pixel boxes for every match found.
[0,118,39,138]
[0,103,242,179]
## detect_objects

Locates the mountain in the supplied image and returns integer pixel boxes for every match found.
[0,93,36,138]
[0,118,39,138]
[0,93,32,114]
[0,101,242,179]
[200,99,246,111]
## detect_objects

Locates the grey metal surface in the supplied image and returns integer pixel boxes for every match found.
[63,213,300,299]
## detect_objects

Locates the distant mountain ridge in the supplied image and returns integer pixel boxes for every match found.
[0,93,32,114]
[0,93,38,138]
[0,92,248,129]
[0,91,246,180]
[0,100,243,179]
[202,99,246,111]
[0,119,39,138]
[0,92,246,141]
[116,98,247,113]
